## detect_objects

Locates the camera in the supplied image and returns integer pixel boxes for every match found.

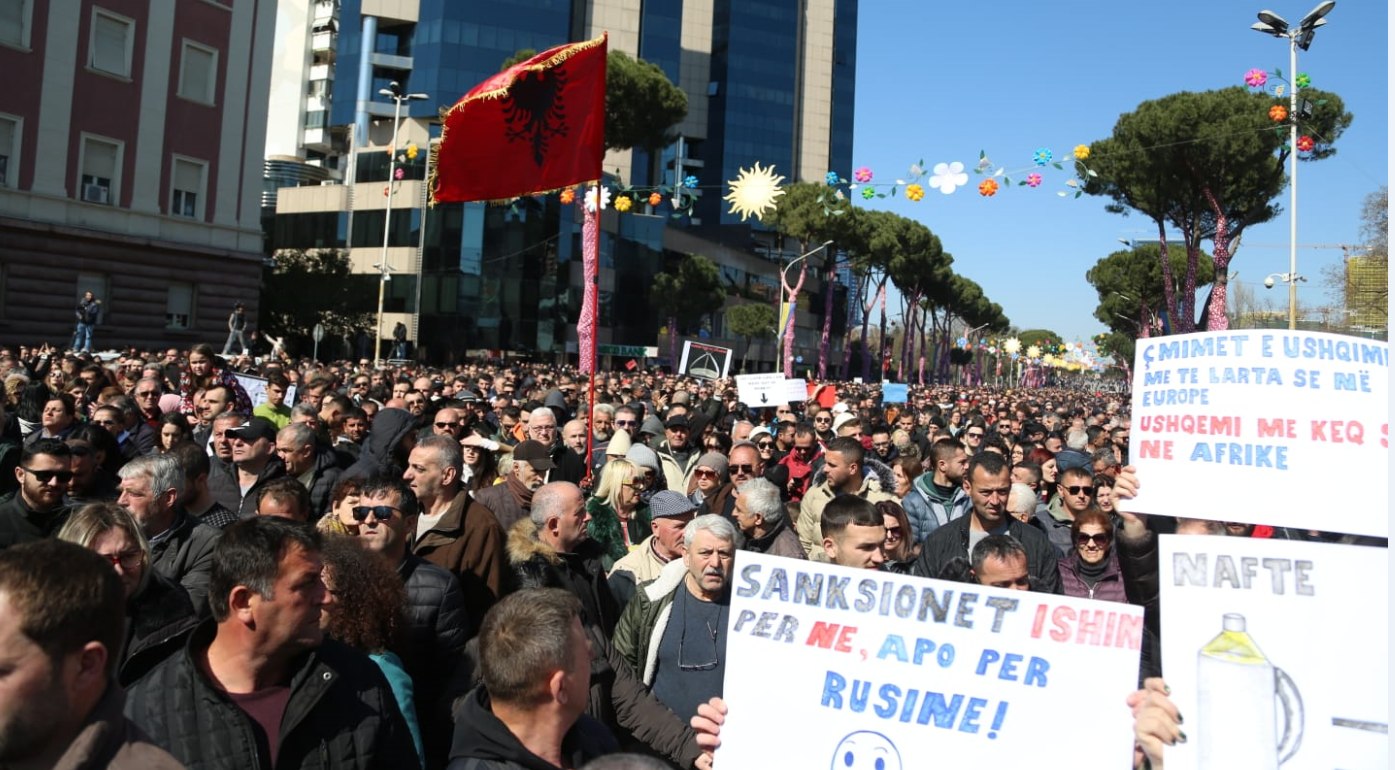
[1263,276,1275,289]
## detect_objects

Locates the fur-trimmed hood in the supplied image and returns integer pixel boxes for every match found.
[808,455,897,496]
[505,518,558,566]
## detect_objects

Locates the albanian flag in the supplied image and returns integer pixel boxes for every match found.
[431,35,607,204]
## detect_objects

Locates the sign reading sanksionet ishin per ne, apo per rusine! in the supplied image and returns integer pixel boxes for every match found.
[716,552,1143,767]
[1122,330,1388,538]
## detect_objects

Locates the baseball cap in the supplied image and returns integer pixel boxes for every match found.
[226,417,277,443]
[648,491,699,519]
[512,440,556,471]
[664,413,690,430]
[1054,449,1092,474]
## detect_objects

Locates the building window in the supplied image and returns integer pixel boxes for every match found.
[170,156,206,218]
[177,40,217,104]
[89,8,134,78]
[165,282,194,329]
[0,114,17,188]
[0,0,32,49]
[79,134,122,205]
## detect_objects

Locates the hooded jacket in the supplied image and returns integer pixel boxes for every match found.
[446,686,617,770]
[344,408,418,480]
[795,457,898,560]
[905,472,972,543]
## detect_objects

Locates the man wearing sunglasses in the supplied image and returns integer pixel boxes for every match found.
[0,439,74,547]
[354,473,468,765]
[1038,463,1097,557]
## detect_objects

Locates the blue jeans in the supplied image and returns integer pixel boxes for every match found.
[223,329,247,355]
[72,322,93,352]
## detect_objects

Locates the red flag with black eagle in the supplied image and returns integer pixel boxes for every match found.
[431,35,606,203]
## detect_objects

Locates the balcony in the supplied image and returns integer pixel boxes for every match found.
[311,31,336,53]
[312,0,337,24]
[369,52,413,71]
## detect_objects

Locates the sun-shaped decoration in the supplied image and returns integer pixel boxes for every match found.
[1003,338,1021,355]
[1026,344,1042,360]
[724,162,785,222]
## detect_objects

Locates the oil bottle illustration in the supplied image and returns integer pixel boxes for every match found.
[1197,613,1304,769]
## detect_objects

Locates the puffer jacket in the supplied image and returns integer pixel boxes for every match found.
[398,554,470,770]
[795,459,898,559]
[911,512,1064,595]
[905,472,972,543]
[611,559,687,687]
[125,620,420,770]
[343,408,417,480]
[447,686,617,770]
[506,520,621,636]
[304,446,343,519]
[1057,550,1129,603]
[120,570,200,686]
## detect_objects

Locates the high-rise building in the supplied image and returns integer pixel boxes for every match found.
[265,0,857,370]
[0,0,275,349]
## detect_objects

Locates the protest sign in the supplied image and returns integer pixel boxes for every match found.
[678,340,733,380]
[1159,535,1388,770]
[718,552,1142,767]
[735,373,807,407]
[882,382,909,403]
[1123,330,1388,537]
[234,373,296,409]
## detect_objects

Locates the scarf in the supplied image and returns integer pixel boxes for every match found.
[1075,553,1110,586]
[505,473,535,510]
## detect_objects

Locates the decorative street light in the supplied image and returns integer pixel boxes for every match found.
[374,81,428,367]
[1251,1,1336,330]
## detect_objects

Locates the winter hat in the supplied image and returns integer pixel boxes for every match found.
[832,412,858,433]
[696,451,729,478]
[648,490,699,519]
[640,415,666,437]
[606,429,632,457]
[625,444,662,477]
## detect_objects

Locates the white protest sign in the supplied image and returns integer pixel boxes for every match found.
[234,374,296,409]
[1125,330,1388,537]
[735,373,807,407]
[718,552,1142,767]
[1159,535,1388,770]
[678,339,733,380]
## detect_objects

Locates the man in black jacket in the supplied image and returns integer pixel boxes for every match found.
[124,516,418,768]
[911,452,1062,594]
[0,439,72,548]
[355,473,467,769]
[505,481,620,636]
[118,454,221,612]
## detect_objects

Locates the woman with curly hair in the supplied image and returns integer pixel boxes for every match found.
[176,343,252,416]
[318,535,424,766]
[585,458,651,570]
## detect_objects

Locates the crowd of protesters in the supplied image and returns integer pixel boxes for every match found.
[0,340,1382,769]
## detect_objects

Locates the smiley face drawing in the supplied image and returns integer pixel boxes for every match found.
[830,730,902,770]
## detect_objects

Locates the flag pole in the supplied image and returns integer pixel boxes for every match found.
[580,34,607,487]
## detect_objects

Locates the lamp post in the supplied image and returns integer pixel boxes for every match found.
[1252,1,1336,330]
[374,81,428,367]
[776,239,833,376]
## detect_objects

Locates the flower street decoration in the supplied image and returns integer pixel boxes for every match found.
[825,171,841,187]
[1003,338,1021,355]
[1025,344,1041,360]
[929,161,968,195]
[1295,72,1311,89]
[724,162,785,222]
[1296,135,1315,153]
[978,178,999,197]
[683,175,700,190]
[584,184,611,212]
[1268,104,1288,122]
[613,195,632,212]
[854,167,873,184]
[1244,68,1269,88]
[1073,144,1090,160]
[647,191,663,207]
[1024,172,1042,188]
[905,183,925,201]
[1032,148,1053,166]
[559,187,576,205]
[861,186,876,200]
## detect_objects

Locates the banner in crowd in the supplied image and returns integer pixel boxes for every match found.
[1159,535,1388,770]
[718,553,1143,767]
[882,382,910,403]
[678,340,733,380]
[1123,330,1388,537]
[735,373,808,407]
[234,374,296,409]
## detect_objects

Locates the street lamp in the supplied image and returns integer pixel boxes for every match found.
[374,81,428,367]
[776,240,834,376]
[1252,1,1335,330]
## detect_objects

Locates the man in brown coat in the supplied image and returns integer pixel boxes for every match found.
[468,439,552,533]
[406,436,507,622]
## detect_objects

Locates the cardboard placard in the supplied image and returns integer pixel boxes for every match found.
[234,374,296,409]
[678,340,734,380]
[735,373,808,407]
[718,552,1143,767]
[1124,330,1388,537]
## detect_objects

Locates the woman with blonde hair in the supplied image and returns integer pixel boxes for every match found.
[56,502,198,685]
[585,458,651,569]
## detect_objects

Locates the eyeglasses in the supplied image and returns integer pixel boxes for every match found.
[679,624,720,672]
[351,505,402,522]
[814,417,831,424]
[24,467,74,484]
[1075,532,1112,547]
[531,425,556,432]
[729,464,757,476]
[100,549,144,570]
[694,468,719,479]
[1062,485,1094,497]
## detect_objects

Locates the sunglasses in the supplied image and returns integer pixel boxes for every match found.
[24,467,74,483]
[730,463,757,475]
[756,441,773,449]
[135,390,159,398]
[814,417,831,424]
[351,505,402,522]
[101,549,144,570]
[1075,532,1112,547]
[694,468,719,479]
[1062,485,1094,496]
[615,420,636,427]
[794,446,815,454]
[434,421,460,429]
[966,431,984,438]
[885,526,903,540]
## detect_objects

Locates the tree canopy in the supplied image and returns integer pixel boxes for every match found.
[1086,243,1215,363]
[261,249,374,354]
[651,254,724,335]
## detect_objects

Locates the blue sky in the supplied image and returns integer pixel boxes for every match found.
[850,0,1389,344]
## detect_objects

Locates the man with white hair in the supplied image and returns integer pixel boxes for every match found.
[118,453,220,612]
[613,514,738,721]
[528,407,586,484]
[1006,482,1038,525]
[734,478,803,560]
